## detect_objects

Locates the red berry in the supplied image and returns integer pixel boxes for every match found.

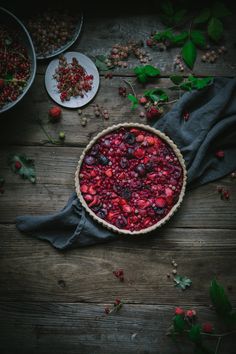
[49,106,62,120]
[139,97,148,105]
[155,197,166,208]
[202,322,213,333]
[175,307,185,315]
[186,309,196,318]
[215,150,224,159]
[146,39,153,47]
[183,111,190,121]
[146,107,161,119]
[15,161,22,170]
[114,298,121,306]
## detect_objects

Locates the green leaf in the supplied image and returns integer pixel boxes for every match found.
[171,31,188,45]
[210,279,232,317]
[144,88,168,102]
[95,55,111,71]
[5,73,13,81]
[194,8,211,24]
[173,314,185,333]
[144,65,160,77]
[174,275,192,290]
[170,75,184,85]
[161,0,174,16]
[154,29,174,42]
[212,2,231,18]
[191,30,206,48]
[191,77,213,89]
[8,154,36,184]
[189,324,202,343]
[127,94,139,110]
[134,65,160,83]
[173,9,187,24]
[181,40,197,69]
[208,17,223,42]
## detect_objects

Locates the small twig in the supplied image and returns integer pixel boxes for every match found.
[123,79,136,97]
[215,336,222,354]
[161,99,178,105]
[182,329,236,338]
[37,119,60,145]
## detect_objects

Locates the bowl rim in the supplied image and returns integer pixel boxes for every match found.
[0,6,37,114]
[75,123,187,235]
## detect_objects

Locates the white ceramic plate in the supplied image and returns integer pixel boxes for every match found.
[45,52,100,108]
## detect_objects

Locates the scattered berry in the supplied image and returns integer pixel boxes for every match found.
[202,322,213,333]
[113,269,124,281]
[175,307,185,315]
[104,307,110,315]
[215,150,224,159]
[49,106,62,120]
[15,161,22,170]
[59,131,65,140]
[186,309,196,318]
[183,111,190,121]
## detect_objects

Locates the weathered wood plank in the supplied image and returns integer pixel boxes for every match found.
[0,302,235,354]
[0,148,235,228]
[34,15,236,77]
[0,77,179,146]
[0,224,235,304]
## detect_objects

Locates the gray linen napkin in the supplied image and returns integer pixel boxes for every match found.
[16,77,236,249]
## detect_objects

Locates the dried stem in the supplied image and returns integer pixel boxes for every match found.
[123,79,136,97]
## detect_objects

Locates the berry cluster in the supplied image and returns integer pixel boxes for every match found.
[201,46,227,64]
[54,55,93,101]
[26,10,78,57]
[146,34,171,51]
[0,25,30,108]
[79,127,183,232]
[104,41,152,69]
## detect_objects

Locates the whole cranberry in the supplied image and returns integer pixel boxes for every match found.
[49,106,62,120]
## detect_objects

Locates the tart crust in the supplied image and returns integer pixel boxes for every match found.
[75,123,187,235]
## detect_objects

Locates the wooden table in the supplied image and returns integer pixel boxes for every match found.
[0,14,236,354]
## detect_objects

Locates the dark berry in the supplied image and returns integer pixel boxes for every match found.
[135,163,146,177]
[146,162,153,172]
[84,156,96,165]
[97,208,108,219]
[115,216,127,229]
[124,132,136,145]
[120,157,128,169]
[126,147,134,159]
[90,144,100,156]
[153,206,165,215]
[98,154,109,165]
[121,187,131,200]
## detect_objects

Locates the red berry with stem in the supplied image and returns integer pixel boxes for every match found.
[183,111,190,121]
[139,97,147,105]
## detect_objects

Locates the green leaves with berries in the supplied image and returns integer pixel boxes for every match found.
[160,0,187,26]
[127,94,139,110]
[8,154,36,183]
[133,65,160,83]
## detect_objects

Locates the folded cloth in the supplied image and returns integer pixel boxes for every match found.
[16,77,236,250]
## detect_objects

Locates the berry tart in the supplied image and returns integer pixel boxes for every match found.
[75,123,187,234]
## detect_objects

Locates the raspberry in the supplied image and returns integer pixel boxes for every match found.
[186,309,196,318]
[146,106,161,119]
[139,97,148,105]
[202,322,213,333]
[175,307,185,315]
[49,106,62,120]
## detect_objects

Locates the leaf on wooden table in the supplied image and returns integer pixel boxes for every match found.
[189,324,202,343]
[95,55,112,71]
[144,88,168,102]
[210,279,232,317]
[170,75,184,85]
[174,275,192,290]
[207,17,223,42]
[127,94,139,110]
[181,40,197,69]
[8,154,36,184]
[173,314,185,333]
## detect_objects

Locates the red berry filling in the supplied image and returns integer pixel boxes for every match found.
[79,127,183,231]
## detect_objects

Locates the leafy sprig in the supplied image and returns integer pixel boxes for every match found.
[170,75,213,91]
[8,154,36,184]
[133,65,160,83]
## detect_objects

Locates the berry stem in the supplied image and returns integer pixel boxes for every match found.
[215,336,222,354]
[37,119,60,145]
[160,99,178,105]
[123,79,136,98]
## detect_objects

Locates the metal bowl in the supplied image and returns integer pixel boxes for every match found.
[0,7,36,114]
